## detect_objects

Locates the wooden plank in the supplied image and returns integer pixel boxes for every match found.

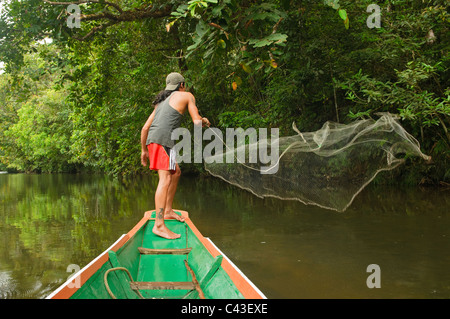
[184,255,223,299]
[138,247,192,255]
[184,260,205,299]
[130,282,195,290]
[200,255,223,286]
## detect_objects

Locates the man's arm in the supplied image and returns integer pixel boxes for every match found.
[187,93,210,127]
[140,107,156,166]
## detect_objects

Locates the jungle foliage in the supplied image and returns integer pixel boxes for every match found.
[0,0,448,184]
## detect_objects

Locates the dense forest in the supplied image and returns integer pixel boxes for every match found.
[0,0,448,185]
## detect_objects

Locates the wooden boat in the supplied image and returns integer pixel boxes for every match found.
[47,210,266,299]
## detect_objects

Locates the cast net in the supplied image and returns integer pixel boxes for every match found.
[203,113,430,212]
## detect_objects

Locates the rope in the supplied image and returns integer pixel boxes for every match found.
[104,267,145,299]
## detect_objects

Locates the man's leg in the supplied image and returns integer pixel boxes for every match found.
[164,164,185,222]
[153,169,181,239]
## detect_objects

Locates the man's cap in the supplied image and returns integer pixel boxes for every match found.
[165,72,185,90]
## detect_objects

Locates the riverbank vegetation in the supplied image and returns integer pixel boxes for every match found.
[0,0,448,185]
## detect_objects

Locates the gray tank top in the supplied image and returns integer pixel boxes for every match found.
[146,92,184,148]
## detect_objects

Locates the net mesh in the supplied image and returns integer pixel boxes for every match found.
[203,113,430,212]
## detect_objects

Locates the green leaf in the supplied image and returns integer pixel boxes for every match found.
[266,33,288,42]
[248,33,288,48]
[241,63,252,73]
[249,38,272,47]
[187,36,203,51]
[176,4,189,13]
[338,9,347,21]
[203,47,215,59]
[217,39,226,49]
[344,17,349,29]
[195,20,209,37]
[211,3,225,17]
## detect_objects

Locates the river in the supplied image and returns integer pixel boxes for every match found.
[0,173,449,299]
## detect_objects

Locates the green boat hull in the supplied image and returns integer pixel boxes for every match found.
[47,210,265,299]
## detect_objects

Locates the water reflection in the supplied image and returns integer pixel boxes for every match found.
[0,173,156,298]
[0,173,449,299]
[180,178,450,299]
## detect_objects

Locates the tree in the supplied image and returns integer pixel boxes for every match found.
[0,45,76,172]
[0,0,448,183]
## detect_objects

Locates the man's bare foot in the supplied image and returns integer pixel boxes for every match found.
[164,209,185,222]
[152,225,181,239]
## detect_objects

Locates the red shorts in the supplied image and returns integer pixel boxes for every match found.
[147,143,176,173]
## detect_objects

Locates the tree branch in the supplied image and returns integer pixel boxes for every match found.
[72,21,118,41]
[43,0,123,13]
[43,0,173,40]
[208,22,229,39]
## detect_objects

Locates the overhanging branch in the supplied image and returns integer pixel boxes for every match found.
[43,1,172,41]
[72,20,118,41]
[43,0,124,14]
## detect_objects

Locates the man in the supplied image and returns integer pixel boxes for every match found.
[140,72,210,239]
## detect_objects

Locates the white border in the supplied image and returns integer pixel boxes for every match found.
[46,234,128,299]
[205,238,267,299]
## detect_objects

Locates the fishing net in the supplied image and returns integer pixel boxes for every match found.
[203,113,430,212]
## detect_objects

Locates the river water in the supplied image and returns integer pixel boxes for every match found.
[0,173,449,299]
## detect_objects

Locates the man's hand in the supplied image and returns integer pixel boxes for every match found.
[202,117,210,127]
[141,149,149,166]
